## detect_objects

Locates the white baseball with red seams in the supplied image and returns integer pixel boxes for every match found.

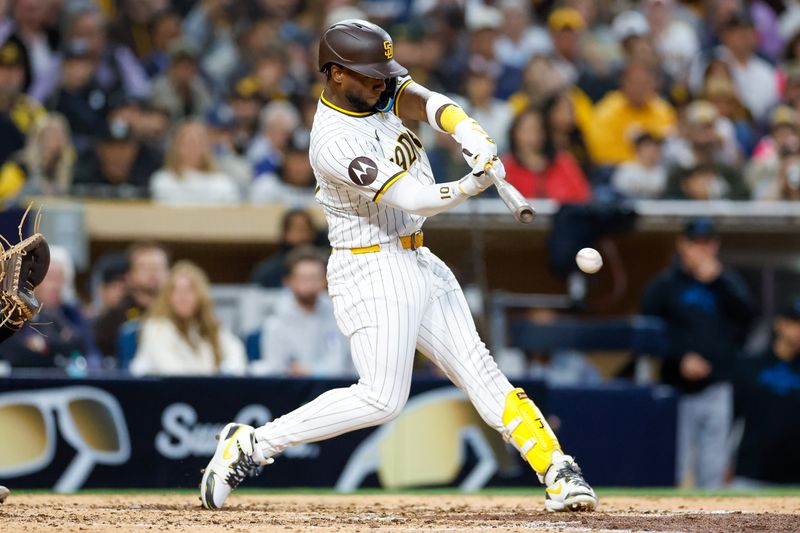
[576,248,603,274]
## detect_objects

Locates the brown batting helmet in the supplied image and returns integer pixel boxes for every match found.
[318,19,407,79]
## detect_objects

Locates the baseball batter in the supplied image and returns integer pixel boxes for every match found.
[201,19,597,512]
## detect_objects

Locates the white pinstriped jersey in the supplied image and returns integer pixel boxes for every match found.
[254,80,520,480]
[310,79,435,249]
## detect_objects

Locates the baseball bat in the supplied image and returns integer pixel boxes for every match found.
[485,165,536,224]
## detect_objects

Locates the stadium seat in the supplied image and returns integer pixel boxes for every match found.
[209,285,284,336]
[117,320,142,370]
[509,316,668,356]
[245,330,262,361]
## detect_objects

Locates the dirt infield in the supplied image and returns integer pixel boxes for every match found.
[1,493,799,533]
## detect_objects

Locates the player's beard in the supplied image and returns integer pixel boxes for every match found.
[344,91,375,113]
[295,293,318,309]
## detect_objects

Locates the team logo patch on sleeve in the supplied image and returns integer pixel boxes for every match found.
[348,157,379,186]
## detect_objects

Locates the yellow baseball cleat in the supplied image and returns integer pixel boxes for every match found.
[543,455,598,512]
[200,423,272,510]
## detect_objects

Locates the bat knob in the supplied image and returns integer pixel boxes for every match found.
[517,207,536,224]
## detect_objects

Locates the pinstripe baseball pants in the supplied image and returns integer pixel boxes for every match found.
[254,246,514,458]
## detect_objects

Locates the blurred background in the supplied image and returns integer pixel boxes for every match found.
[1,0,799,493]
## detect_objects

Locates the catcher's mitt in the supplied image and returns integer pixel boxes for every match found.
[1,232,50,329]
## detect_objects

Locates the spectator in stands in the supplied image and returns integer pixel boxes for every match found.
[508,55,567,114]
[224,23,269,90]
[47,39,113,151]
[0,112,75,203]
[748,0,783,62]
[150,118,241,204]
[731,299,800,486]
[666,163,742,200]
[612,12,674,99]
[0,3,18,53]
[781,63,800,116]
[700,55,738,93]
[463,5,510,99]
[508,54,594,146]
[754,152,800,201]
[72,118,161,199]
[546,7,586,87]
[29,2,149,105]
[501,107,591,203]
[750,106,800,162]
[663,99,741,170]
[11,0,57,92]
[205,105,253,195]
[690,12,777,122]
[247,100,302,178]
[93,242,169,358]
[453,64,514,155]
[250,209,320,288]
[149,42,213,126]
[226,76,262,155]
[587,61,676,166]
[663,101,749,200]
[1,246,98,368]
[397,23,446,92]
[644,0,700,81]
[641,218,755,488]
[493,0,551,73]
[104,98,170,154]
[747,105,800,200]
[182,0,243,91]
[702,78,756,157]
[0,37,45,165]
[251,47,295,104]
[611,132,668,199]
[414,4,464,94]
[143,10,183,79]
[110,0,167,60]
[550,4,616,104]
[541,90,591,173]
[137,103,171,151]
[250,247,351,377]
[130,260,246,376]
[612,11,652,66]
[105,97,141,137]
[251,129,315,207]
[90,251,129,319]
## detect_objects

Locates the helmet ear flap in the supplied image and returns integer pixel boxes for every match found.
[374,77,398,113]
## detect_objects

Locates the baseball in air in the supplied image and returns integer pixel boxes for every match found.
[576,248,603,274]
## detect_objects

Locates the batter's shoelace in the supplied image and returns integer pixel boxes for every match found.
[555,462,592,490]
[224,451,262,488]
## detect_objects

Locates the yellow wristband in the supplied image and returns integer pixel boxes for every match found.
[439,105,469,134]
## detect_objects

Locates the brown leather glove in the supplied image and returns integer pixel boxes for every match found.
[1,233,50,328]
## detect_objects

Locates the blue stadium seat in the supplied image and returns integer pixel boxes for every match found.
[117,320,142,370]
[245,330,262,361]
[509,316,668,356]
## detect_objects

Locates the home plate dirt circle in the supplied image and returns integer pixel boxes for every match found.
[1,494,798,532]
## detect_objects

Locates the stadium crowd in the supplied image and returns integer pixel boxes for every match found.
[4,0,800,205]
[0,0,799,487]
